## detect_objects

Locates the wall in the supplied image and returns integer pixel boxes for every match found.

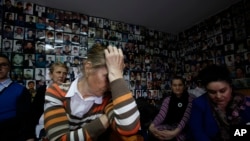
[0,0,178,100]
[1,0,248,101]
[178,0,250,90]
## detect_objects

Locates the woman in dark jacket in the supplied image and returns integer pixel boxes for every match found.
[149,76,194,141]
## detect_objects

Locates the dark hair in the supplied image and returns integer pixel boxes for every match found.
[0,54,10,64]
[28,81,35,85]
[15,40,22,44]
[199,64,231,87]
[5,25,11,29]
[38,55,45,59]
[26,3,32,7]
[171,75,185,85]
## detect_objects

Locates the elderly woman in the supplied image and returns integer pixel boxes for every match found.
[188,64,250,141]
[43,44,141,141]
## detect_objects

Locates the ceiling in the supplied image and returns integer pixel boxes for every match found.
[28,0,241,34]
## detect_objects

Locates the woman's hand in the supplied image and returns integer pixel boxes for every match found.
[149,124,164,139]
[156,128,180,140]
[104,45,124,82]
[149,123,157,134]
[149,124,180,140]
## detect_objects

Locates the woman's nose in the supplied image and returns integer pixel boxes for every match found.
[215,93,221,99]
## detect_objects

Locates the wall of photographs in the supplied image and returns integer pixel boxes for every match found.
[0,0,179,101]
[177,0,250,90]
[1,0,249,101]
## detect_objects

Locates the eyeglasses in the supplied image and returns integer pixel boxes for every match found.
[0,63,10,68]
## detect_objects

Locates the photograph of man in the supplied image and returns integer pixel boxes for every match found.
[46,55,55,67]
[23,54,35,67]
[15,1,24,13]
[3,25,13,39]
[71,46,79,56]
[46,19,55,30]
[63,45,71,55]
[35,17,46,29]
[4,12,14,24]
[55,32,63,43]
[14,14,25,27]
[23,40,35,53]
[35,68,45,81]
[72,56,80,67]
[79,47,87,58]
[23,2,33,15]
[63,23,72,33]
[63,34,71,44]
[54,46,63,55]
[23,68,34,79]
[71,35,80,44]
[3,0,15,12]
[225,54,235,67]
[35,42,45,54]
[2,39,12,52]
[64,56,72,67]
[26,80,36,101]
[55,21,64,31]
[25,15,35,28]
[25,28,36,40]
[45,30,54,42]
[12,53,24,66]
[36,29,45,41]
[12,40,23,53]
[14,26,24,39]
[35,54,46,68]
[80,14,88,25]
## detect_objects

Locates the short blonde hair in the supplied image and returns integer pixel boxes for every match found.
[49,62,69,73]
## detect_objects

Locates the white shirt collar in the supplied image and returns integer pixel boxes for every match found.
[65,77,102,104]
[0,78,12,91]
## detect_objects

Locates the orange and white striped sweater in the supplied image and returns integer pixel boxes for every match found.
[44,78,140,141]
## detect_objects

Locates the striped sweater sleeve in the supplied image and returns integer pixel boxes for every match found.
[152,96,170,126]
[44,83,106,141]
[105,78,141,136]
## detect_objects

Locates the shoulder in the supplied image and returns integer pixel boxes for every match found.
[163,95,171,102]
[11,82,26,90]
[46,82,71,98]
[193,94,209,107]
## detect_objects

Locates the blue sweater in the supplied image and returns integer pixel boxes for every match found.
[188,94,250,141]
[0,82,33,140]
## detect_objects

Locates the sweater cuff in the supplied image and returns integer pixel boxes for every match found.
[84,117,106,139]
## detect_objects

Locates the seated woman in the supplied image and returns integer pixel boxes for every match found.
[149,76,194,141]
[43,44,141,141]
[188,64,250,141]
[31,62,69,140]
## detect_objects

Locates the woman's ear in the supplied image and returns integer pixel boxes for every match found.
[84,61,92,77]
[84,61,92,69]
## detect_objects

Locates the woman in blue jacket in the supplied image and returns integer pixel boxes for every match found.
[188,64,250,141]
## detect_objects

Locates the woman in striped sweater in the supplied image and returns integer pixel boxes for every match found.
[44,44,140,141]
[149,76,193,141]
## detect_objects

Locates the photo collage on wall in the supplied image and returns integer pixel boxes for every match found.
[1,0,89,90]
[0,0,180,101]
[178,0,250,89]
